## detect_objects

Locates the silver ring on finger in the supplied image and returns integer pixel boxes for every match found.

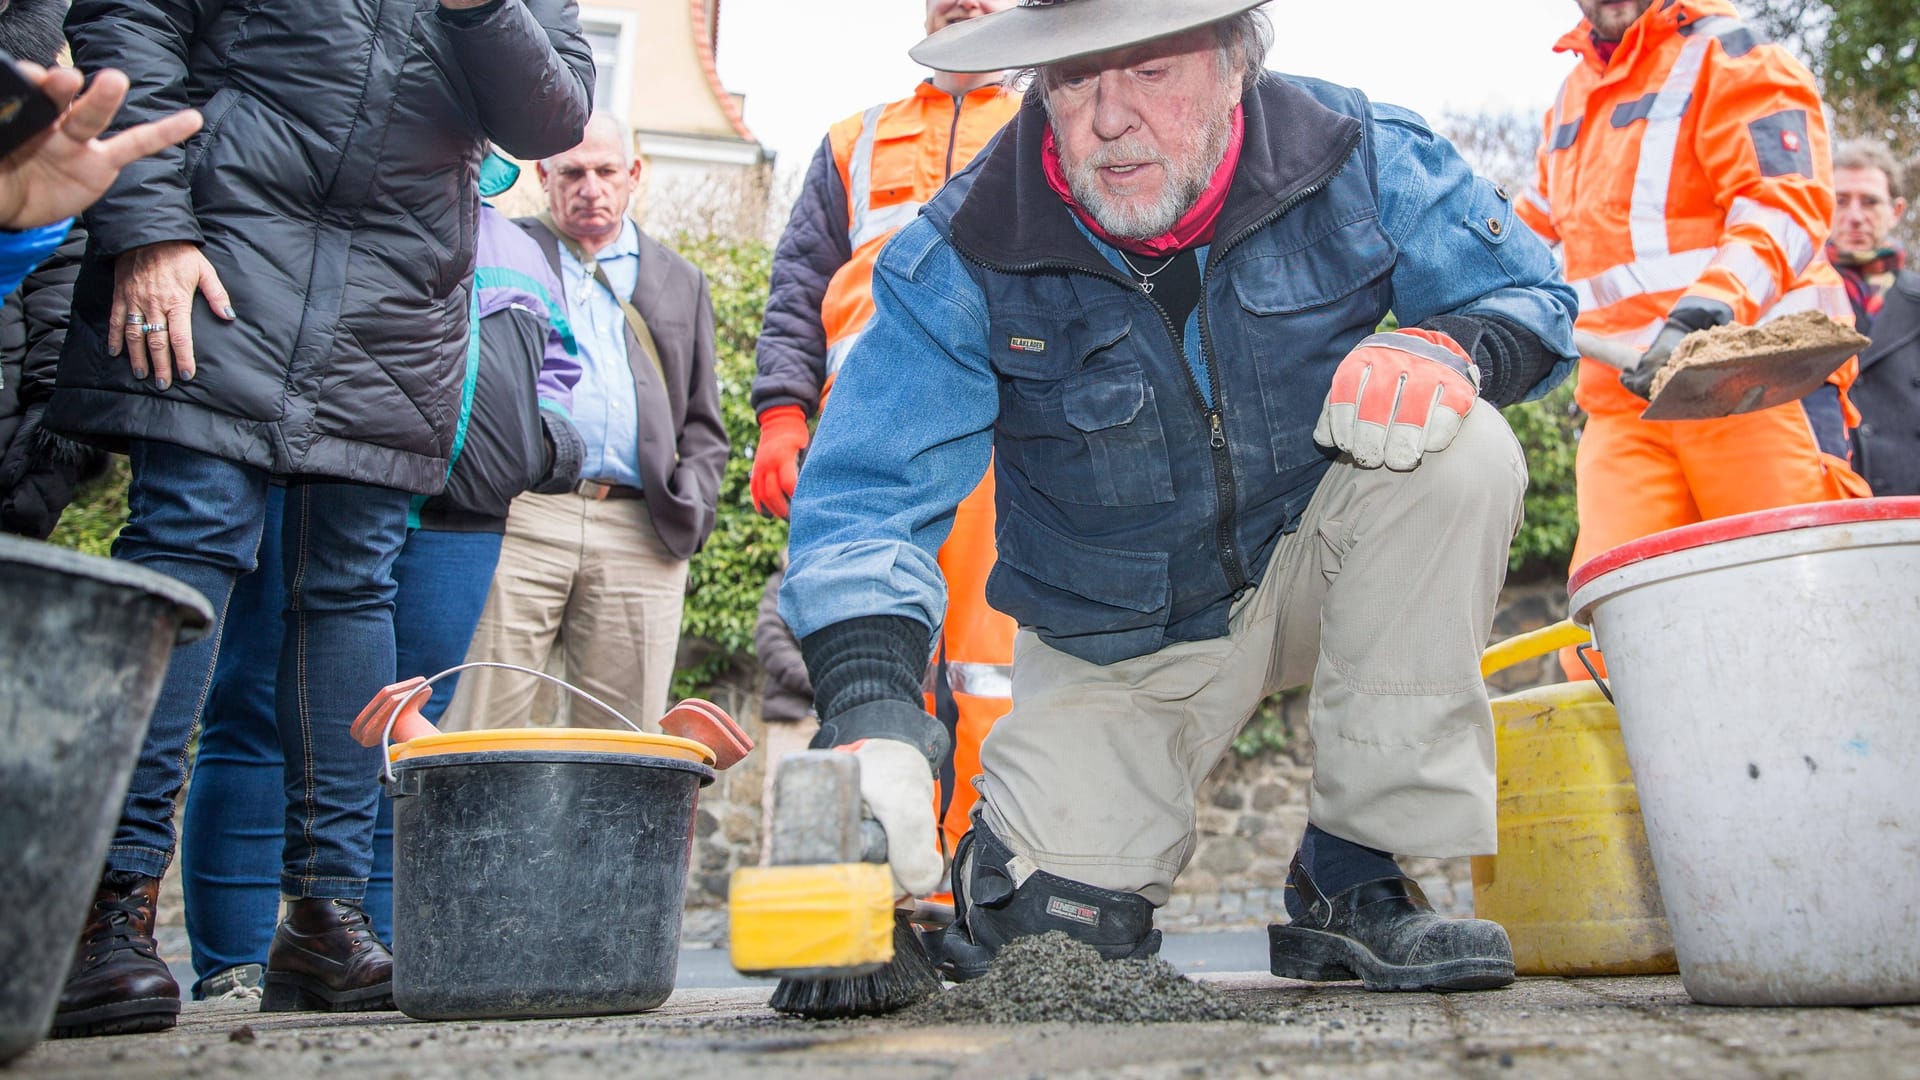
[126,312,147,325]
[143,322,170,337]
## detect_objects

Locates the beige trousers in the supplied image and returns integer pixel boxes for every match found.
[976,400,1527,905]
[441,491,689,732]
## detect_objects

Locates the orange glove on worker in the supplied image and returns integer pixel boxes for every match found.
[1312,328,1479,471]
[750,404,810,519]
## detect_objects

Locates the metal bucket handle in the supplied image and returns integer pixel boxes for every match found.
[378,661,643,785]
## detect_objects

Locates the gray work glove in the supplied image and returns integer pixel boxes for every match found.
[1620,307,1731,401]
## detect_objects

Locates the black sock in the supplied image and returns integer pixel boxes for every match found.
[1284,823,1401,919]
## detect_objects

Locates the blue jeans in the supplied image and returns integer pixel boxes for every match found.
[110,441,409,905]
[180,504,504,988]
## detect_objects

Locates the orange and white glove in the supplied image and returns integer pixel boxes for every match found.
[750,404,810,519]
[1312,328,1479,471]
[842,738,944,897]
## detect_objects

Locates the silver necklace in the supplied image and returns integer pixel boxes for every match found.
[1117,250,1177,295]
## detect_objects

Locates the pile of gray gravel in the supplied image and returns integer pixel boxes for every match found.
[907,932,1252,1024]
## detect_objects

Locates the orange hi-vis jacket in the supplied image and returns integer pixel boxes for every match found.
[818,83,1021,856]
[820,82,1022,394]
[1516,0,1858,420]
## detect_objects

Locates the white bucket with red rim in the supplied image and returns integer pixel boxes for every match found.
[1568,497,1920,1006]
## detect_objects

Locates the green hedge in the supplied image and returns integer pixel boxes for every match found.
[1501,380,1582,579]
[44,237,1584,694]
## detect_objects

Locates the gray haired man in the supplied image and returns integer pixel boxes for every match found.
[778,0,1578,993]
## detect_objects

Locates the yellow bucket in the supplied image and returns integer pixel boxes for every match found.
[1471,621,1677,976]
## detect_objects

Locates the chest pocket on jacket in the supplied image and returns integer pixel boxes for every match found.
[866,121,927,210]
[1231,215,1392,475]
[992,310,1176,508]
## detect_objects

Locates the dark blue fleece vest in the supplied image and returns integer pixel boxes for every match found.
[923,75,1391,665]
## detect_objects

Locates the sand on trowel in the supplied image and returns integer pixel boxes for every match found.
[1648,309,1867,400]
[905,932,1253,1024]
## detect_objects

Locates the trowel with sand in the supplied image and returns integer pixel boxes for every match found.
[1574,310,1868,420]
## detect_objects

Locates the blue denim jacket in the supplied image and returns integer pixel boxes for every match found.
[783,77,1575,657]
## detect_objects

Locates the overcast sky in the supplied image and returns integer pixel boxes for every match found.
[715,1,1588,183]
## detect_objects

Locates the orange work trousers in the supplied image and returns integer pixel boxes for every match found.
[1559,400,1870,680]
[926,466,1016,861]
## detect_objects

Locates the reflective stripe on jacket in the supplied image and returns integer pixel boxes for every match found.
[823,83,1021,390]
[1517,0,1857,419]
[752,82,1020,418]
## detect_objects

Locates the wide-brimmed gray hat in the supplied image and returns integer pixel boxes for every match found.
[910,0,1270,74]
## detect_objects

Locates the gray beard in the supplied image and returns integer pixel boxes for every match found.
[1058,106,1233,240]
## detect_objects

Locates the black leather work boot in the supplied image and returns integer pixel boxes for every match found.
[933,823,1161,982]
[51,871,181,1037]
[1268,856,1515,992]
[260,898,394,1012]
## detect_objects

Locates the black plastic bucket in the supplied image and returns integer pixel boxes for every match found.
[389,748,714,1020]
[0,535,210,1062]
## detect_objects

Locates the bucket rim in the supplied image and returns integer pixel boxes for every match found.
[388,747,717,786]
[1569,513,1920,629]
[388,727,716,767]
[1567,496,1920,599]
[0,533,213,643]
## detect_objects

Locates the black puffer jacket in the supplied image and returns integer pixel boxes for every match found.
[51,0,593,495]
[0,227,105,538]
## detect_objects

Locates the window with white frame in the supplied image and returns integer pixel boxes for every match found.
[578,7,637,119]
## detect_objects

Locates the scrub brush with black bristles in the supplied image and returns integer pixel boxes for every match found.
[768,912,943,1019]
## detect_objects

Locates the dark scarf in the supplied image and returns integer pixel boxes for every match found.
[1830,243,1906,331]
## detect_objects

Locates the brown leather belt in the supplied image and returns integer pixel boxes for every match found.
[574,479,644,501]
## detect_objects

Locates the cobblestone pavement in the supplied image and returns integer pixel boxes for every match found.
[14,975,1920,1079]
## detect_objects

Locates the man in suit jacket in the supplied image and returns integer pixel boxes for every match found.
[1830,139,1920,496]
[447,113,728,731]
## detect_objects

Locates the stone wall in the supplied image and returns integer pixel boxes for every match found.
[681,575,1574,938]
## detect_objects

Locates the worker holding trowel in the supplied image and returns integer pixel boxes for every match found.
[1517,0,1870,677]
[777,0,1577,994]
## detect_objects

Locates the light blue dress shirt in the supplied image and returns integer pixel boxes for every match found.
[557,218,645,488]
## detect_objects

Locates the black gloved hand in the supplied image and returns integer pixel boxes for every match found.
[0,404,107,540]
[1619,320,1690,400]
[529,407,584,495]
[1620,305,1733,401]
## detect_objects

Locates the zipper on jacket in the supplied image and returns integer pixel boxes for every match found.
[956,244,1240,592]
[944,92,966,180]
[952,122,1361,599]
[1193,128,1364,593]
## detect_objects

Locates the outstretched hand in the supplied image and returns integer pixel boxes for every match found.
[0,64,204,231]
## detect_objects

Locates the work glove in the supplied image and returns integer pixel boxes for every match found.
[1620,307,1730,401]
[750,404,809,519]
[1313,328,1479,471]
[841,737,944,897]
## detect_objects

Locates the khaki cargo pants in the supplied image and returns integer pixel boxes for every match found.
[975,399,1528,905]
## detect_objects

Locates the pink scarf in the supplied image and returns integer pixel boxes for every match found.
[1041,105,1244,258]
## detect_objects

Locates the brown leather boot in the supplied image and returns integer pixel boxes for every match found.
[51,871,181,1038]
[260,898,394,1012]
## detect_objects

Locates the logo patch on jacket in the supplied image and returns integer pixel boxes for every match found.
[1749,109,1813,177]
[1009,336,1047,353]
[1045,896,1100,927]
